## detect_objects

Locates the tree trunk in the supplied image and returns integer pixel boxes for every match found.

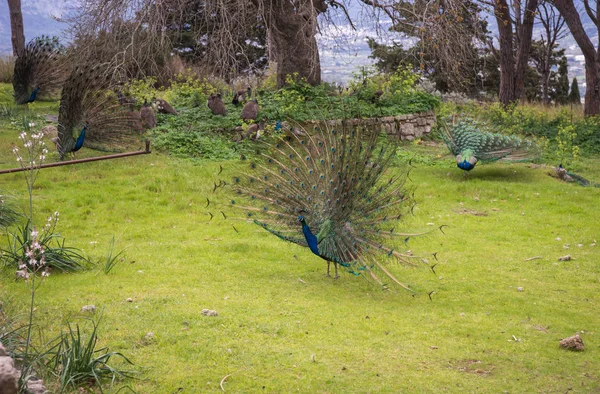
[513,0,539,101]
[554,0,600,116]
[541,68,550,104]
[7,0,25,56]
[267,1,324,87]
[495,0,516,105]
[493,0,538,106]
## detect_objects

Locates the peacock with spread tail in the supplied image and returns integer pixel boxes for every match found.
[13,36,67,105]
[442,116,537,172]
[56,62,143,159]
[211,122,434,291]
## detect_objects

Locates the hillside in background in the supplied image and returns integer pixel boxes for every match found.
[0,1,595,91]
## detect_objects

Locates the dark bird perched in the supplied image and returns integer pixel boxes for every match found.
[371,89,384,103]
[442,116,537,172]
[154,98,178,115]
[232,87,251,106]
[241,99,259,121]
[207,93,227,115]
[140,101,157,129]
[12,37,67,104]
[116,89,137,110]
[214,122,427,291]
[56,62,142,159]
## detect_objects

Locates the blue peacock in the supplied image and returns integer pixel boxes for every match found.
[12,37,67,105]
[442,116,536,172]
[213,122,430,291]
[56,62,143,159]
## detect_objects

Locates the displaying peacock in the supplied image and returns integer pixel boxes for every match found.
[13,36,67,105]
[56,62,142,159]
[211,122,432,291]
[442,116,536,172]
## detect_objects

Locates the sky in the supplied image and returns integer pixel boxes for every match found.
[0,0,592,86]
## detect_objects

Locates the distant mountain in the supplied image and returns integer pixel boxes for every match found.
[0,1,69,55]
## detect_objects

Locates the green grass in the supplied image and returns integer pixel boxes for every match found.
[0,83,599,392]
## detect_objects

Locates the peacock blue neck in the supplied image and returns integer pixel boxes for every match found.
[73,124,88,152]
[300,220,320,256]
[27,87,40,103]
[457,160,475,171]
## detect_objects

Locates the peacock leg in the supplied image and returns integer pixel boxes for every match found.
[326,262,331,277]
[333,263,339,279]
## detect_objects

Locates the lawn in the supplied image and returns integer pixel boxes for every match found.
[1,84,599,393]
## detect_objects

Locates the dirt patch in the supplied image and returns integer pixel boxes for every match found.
[453,208,488,217]
[452,359,493,376]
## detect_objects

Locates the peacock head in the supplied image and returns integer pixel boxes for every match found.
[297,210,307,224]
[456,151,478,171]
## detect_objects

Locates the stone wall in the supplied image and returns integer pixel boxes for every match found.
[304,110,436,141]
[381,110,437,140]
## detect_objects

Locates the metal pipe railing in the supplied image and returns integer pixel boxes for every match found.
[0,140,151,175]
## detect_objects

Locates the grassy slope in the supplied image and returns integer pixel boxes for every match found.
[1,83,599,393]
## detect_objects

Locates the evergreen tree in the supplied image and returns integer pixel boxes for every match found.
[569,77,581,105]
[550,56,570,105]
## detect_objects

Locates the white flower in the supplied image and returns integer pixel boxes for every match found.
[39,155,46,161]
[28,122,35,128]
[31,229,39,238]
[41,271,50,277]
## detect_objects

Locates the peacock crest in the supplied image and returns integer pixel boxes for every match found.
[210,121,435,291]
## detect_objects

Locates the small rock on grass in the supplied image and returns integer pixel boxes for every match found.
[559,334,584,351]
[202,309,218,317]
[0,344,18,394]
[80,305,96,313]
[558,255,572,261]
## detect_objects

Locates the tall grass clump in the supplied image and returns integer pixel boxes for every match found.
[0,192,19,228]
[0,56,14,83]
[50,317,134,393]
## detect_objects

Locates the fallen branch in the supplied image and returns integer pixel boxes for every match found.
[524,256,543,261]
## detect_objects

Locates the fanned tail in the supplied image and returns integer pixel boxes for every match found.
[57,62,143,158]
[210,120,436,291]
[13,36,68,104]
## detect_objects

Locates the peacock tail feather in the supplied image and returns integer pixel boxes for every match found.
[214,121,431,291]
[442,116,538,170]
[13,37,67,104]
[57,62,143,159]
